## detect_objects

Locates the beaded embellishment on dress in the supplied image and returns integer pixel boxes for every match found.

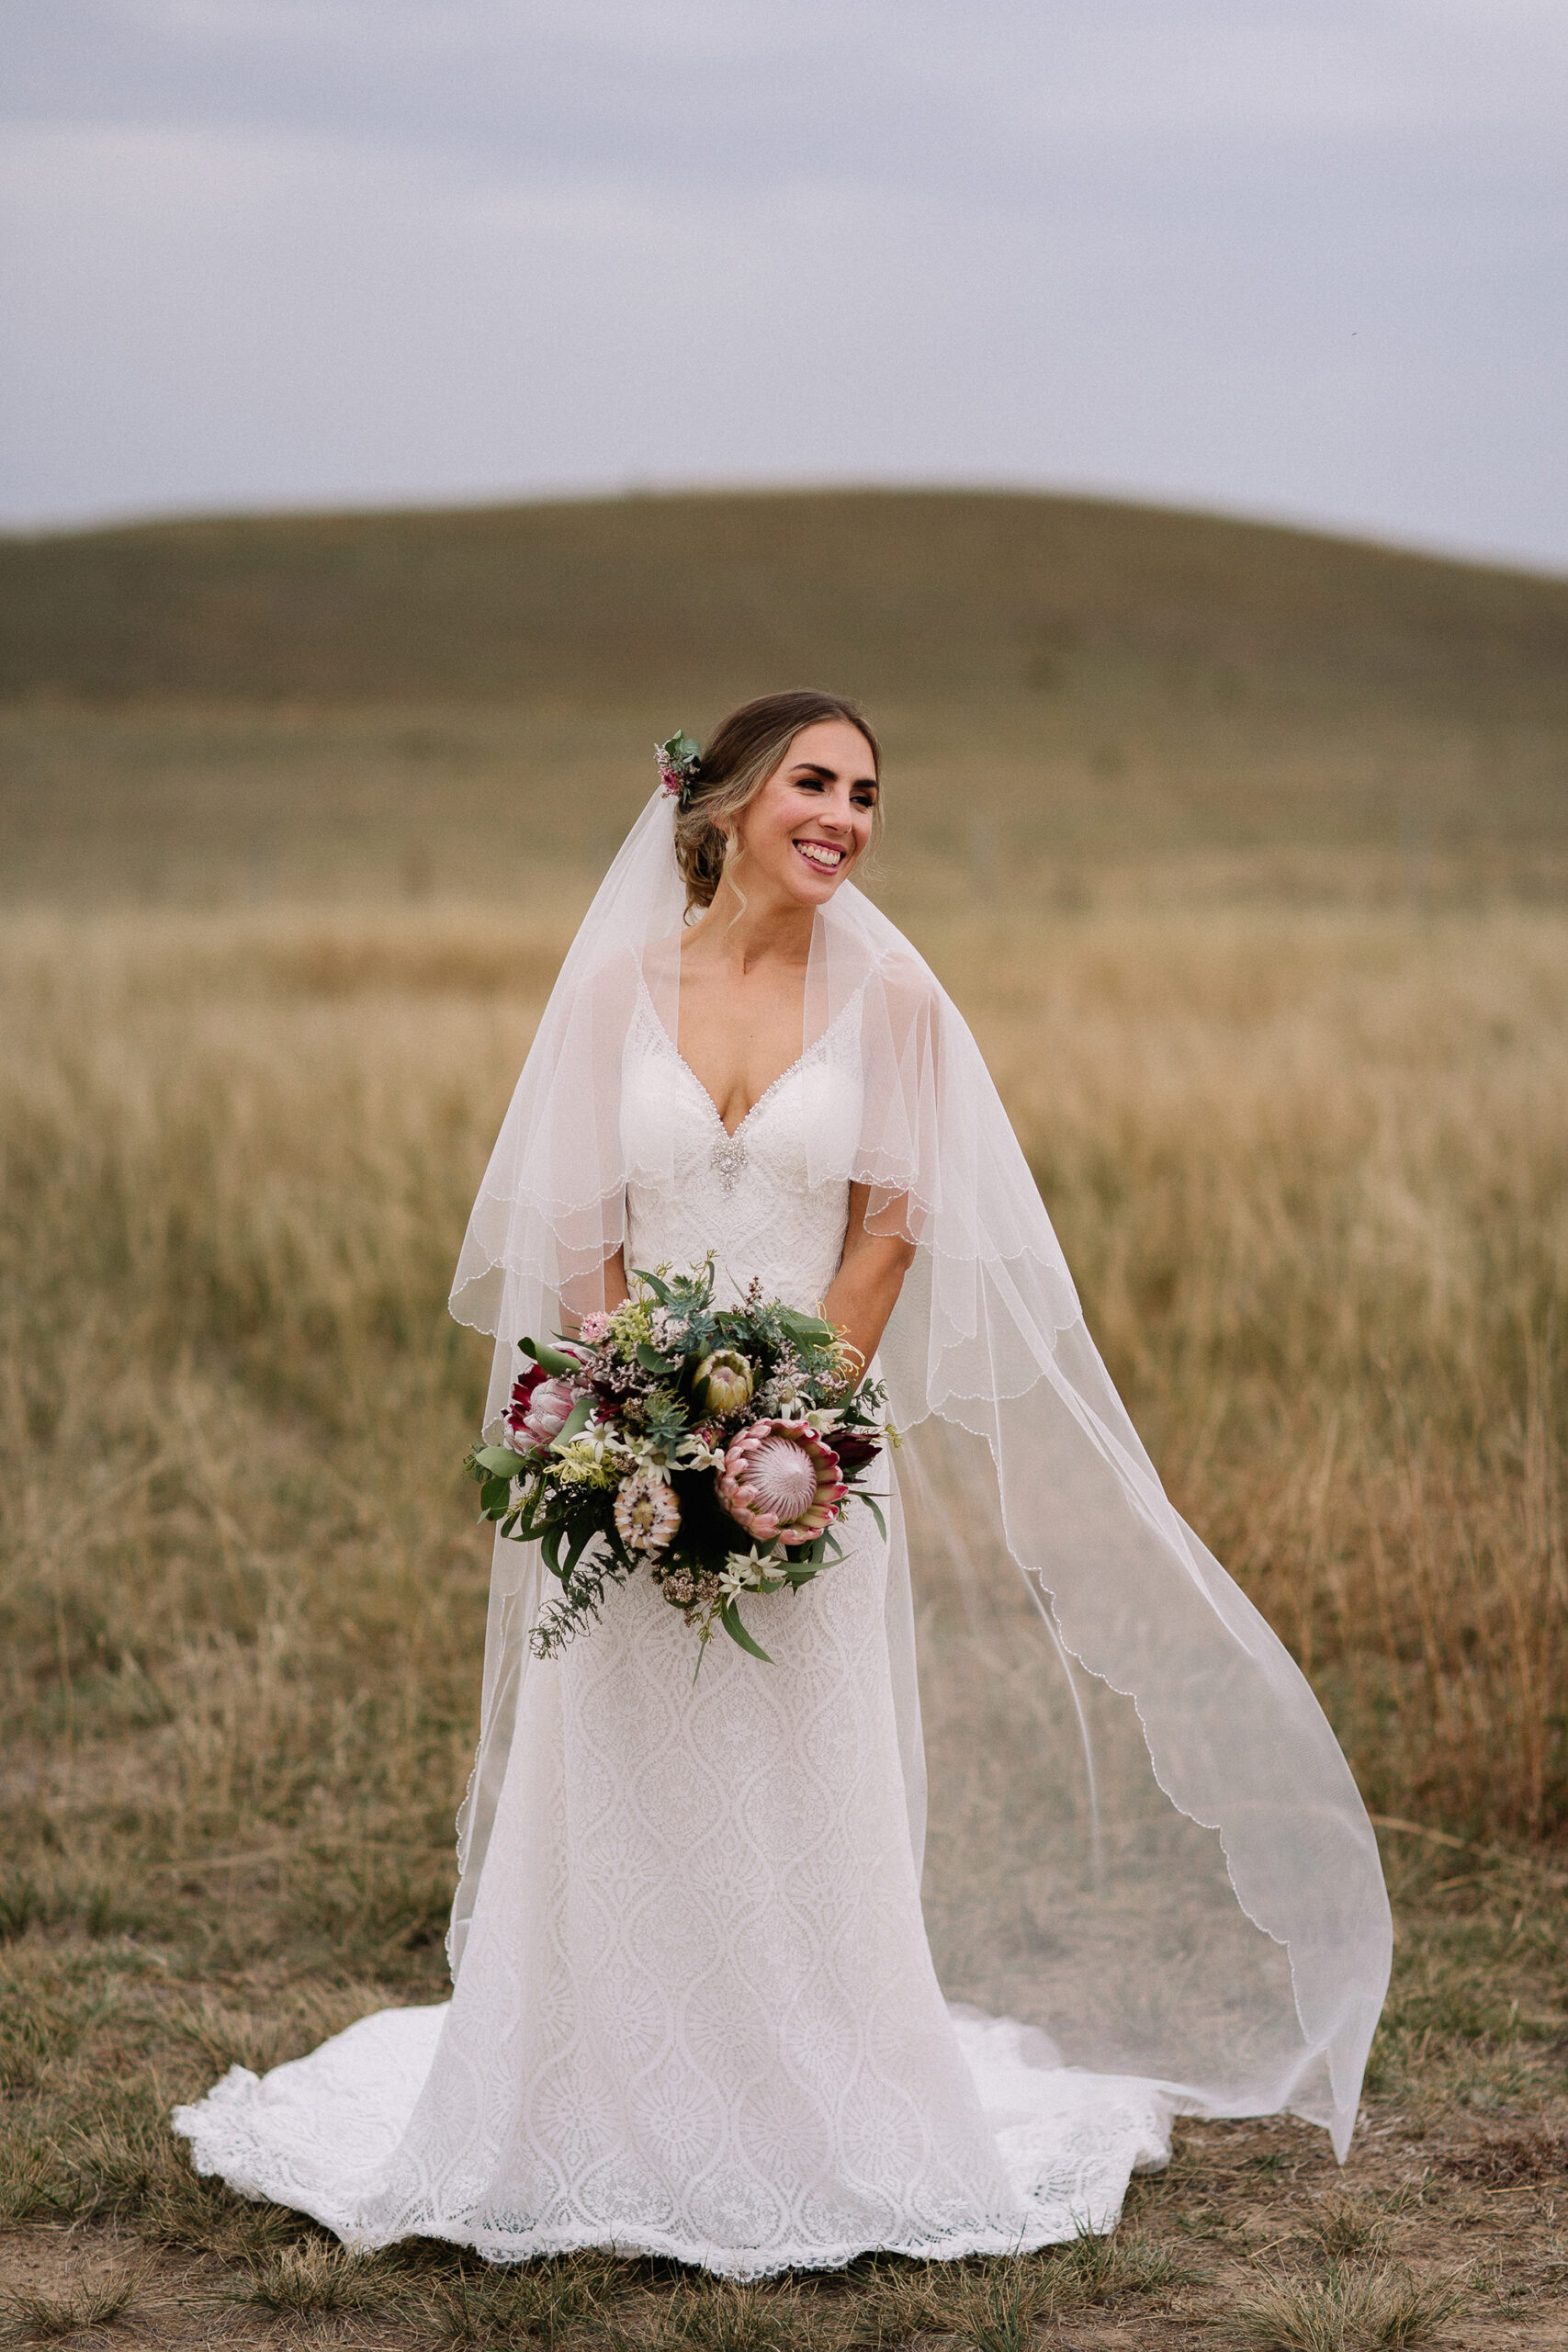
[709,1132,746,1193]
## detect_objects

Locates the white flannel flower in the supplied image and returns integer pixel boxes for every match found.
[719,1544,779,1598]
[579,1425,625,1464]
[678,1433,728,1472]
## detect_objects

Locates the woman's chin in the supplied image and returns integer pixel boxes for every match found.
[778,857,852,906]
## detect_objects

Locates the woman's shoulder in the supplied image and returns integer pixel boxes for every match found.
[556,932,656,1013]
[844,934,950,1070]
[834,891,942,1007]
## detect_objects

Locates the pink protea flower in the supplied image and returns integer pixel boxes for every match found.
[716,1421,845,1544]
[513,1374,577,1450]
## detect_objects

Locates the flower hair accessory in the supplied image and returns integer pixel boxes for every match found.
[656,731,703,806]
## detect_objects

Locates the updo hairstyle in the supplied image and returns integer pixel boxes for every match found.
[674,689,882,914]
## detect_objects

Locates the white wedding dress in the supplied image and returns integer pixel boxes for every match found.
[173,1004,1177,2274]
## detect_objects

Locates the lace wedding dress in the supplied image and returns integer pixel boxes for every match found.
[173,1001,1178,2274]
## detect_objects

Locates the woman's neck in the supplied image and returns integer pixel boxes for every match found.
[682,880,815,975]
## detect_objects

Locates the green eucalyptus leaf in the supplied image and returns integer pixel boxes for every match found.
[474,1444,530,1478]
[719,1600,773,1664]
[776,1306,837,1347]
[561,1520,595,1585]
[514,1496,569,1544]
[860,1494,887,1542]
[522,1336,579,1378]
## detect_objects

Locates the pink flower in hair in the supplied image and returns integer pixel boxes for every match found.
[655,730,701,803]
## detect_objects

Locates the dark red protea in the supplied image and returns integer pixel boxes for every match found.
[505,1363,548,1443]
[828,1430,881,1473]
[514,1376,577,1449]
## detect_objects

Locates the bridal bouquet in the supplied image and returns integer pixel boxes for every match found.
[467,1260,891,1665]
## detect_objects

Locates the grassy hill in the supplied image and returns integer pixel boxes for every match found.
[6,487,1568,708]
[2,489,1565,906]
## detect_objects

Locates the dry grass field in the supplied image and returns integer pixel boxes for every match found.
[1,492,1565,2345]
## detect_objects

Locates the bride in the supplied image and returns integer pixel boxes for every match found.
[175,690,1392,2276]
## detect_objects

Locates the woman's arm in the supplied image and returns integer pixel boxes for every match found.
[601,1249,631,1313]
[822,1184,917,1381]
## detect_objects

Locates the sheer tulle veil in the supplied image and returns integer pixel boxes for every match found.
[449,788,1392,2162]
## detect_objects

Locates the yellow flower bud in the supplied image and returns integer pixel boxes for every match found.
[693,1348,755,1417]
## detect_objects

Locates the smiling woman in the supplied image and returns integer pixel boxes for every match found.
[671,691,883,922]
[650,691,904,1377]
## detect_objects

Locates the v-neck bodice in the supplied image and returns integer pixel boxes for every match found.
[661,1029,821,1145]
[620,990,863,1313]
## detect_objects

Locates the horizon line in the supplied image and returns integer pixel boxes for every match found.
[3,475,1564,587]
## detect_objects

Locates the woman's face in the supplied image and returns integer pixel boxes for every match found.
[729,720,879,909]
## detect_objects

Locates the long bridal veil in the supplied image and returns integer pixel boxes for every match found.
[450,791,1391,2160]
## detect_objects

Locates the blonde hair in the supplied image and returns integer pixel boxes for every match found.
[673,689,882,914]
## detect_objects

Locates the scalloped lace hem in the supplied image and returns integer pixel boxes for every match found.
[172,2004,1175,2275]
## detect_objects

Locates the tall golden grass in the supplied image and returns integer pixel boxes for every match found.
[1,893,1563,1974]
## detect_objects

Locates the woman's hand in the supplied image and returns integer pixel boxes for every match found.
[576,1217,911,1378]
[822,1186,916,1383]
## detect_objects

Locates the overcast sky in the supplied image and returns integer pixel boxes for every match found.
[3,0,1565,568]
